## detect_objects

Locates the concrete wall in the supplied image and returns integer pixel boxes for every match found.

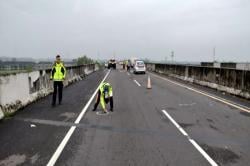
[236,63,250,71]
[146,63,250,100]
[0,64,98,119]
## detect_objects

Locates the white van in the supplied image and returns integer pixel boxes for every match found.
[133,60,146,74]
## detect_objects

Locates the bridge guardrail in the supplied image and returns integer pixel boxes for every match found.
[0,64,98,119]
[146,63,250,100]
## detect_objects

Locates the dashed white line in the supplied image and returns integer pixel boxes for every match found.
[151,72,250,113]
[162,110,188,136]
[47,70,111,166]
[162,110,218,166]
[127,72,130,76]
[134,80,141,87]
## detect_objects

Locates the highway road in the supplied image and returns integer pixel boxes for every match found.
[0,67,250,166]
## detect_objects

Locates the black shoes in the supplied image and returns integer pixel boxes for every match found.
[51,101,62,107]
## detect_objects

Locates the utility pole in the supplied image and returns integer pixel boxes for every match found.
[213,46,216,62]
[171,51,174,63]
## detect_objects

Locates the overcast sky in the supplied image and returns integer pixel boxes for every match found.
[0,0,250,62]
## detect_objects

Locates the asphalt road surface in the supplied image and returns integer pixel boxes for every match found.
[0,67,250,166]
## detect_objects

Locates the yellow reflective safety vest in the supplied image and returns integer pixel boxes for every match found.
[50,62,66,81]
[99,82,113,109]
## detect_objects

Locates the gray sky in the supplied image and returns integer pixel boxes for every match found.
[0,0,250,62]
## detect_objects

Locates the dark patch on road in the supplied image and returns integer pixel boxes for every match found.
[201,144,240,165]
[240,111,250,117]
[161,117,170,124]
[179,123,194,129]
[206,118,214,123]
[224,115,230,119]
[209,124,219,131]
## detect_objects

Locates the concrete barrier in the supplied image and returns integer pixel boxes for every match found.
[146,63,250,100]
[0,64,98,119]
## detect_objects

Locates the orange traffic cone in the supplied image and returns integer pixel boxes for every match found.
[147,75,152,89]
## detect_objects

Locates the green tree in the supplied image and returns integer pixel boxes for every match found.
[77,55,94,65]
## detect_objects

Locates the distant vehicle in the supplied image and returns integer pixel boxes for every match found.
[104,62,108,68]
[129,57,138,68]
[133,60,146,74]
[108,59,116,69]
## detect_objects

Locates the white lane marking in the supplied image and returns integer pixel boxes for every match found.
[162,110,218,166]
[151,72,250,113]
[127,72,130,76]
[162,110,188,136]
[47,70,111,166]
[134,80,141,87]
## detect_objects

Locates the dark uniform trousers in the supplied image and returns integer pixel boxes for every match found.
[93,90,113,111]
[52,81,63,105]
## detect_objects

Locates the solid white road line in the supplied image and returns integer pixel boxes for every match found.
[134,80,141,87]
[151,72,250,113]
[47,70,111,166]
[162,110,218,166]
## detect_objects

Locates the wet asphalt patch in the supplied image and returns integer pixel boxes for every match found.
[206,118,214,123]
[179,123,194,129]
[209,124,219,131]
[201,144,240,165]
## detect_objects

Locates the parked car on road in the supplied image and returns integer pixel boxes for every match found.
[133,60,146,74]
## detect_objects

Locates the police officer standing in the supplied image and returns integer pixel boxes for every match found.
[50,55,66,107]
[92,82,113,113]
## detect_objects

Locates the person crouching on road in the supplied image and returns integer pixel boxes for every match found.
[50,55,66,107]
[93,82,113,113]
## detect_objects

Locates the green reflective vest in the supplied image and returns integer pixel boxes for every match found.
[99,82,113,109]
[50,62,66,81]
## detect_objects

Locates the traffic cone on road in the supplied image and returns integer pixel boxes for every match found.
[147,75,152,89]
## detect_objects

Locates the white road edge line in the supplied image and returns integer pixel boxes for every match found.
[162,110,218,166]
[134,79,141,87]
[151,72,250,113]
[47,70,111,166]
